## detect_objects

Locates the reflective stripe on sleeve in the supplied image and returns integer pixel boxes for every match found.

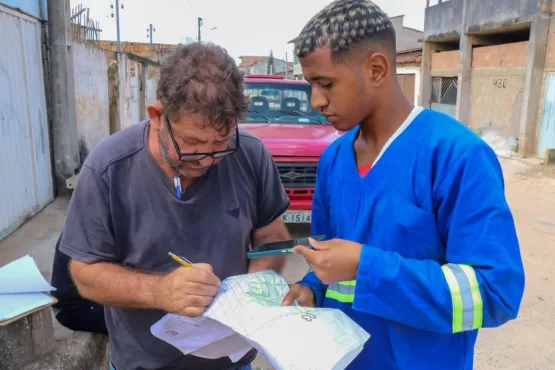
[325,280,356,303]
[441,263,484,333]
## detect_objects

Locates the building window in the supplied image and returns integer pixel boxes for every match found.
[432,77,457,105]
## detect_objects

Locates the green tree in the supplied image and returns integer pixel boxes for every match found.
[267,50,274,74]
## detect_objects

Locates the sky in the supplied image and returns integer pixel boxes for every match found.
[72,0,426,63]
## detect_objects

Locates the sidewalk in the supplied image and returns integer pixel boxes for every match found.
[0,197,68,278]
[0,196,109,370]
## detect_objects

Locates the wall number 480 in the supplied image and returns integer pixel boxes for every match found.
[493,79,508,88]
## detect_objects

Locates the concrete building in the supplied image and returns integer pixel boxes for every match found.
[420,0,555,160]
[95,40,179,63]
[238,55,294,76]
[390,15,424,51]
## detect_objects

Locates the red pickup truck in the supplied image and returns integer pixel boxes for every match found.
[239,74,342,224]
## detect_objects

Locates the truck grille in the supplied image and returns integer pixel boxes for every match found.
[276,163,317,188]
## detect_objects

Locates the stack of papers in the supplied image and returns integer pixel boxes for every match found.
[151,271,370,370]
[0,255,57,323]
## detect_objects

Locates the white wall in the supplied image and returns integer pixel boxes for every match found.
[145,65,160,117]
[129,61,141,125]
[72,43,110,161]
[117,53,133,130]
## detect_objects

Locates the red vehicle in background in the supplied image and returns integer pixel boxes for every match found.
[239,74,342,224]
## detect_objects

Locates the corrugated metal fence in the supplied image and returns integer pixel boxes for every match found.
[0,4,53,241]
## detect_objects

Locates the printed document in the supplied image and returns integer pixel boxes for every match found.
[151,271,370,370]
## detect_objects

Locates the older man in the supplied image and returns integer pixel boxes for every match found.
[60,43,291,370]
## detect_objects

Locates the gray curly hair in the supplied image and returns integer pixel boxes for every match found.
[156,42,249,135]
[294,0,396,63]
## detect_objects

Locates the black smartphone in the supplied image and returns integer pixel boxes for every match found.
[247,235,326,259]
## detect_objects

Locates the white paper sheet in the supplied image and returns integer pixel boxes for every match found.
[151,307,255,362]
[151,271,370,370]
[0,292,55,321]
[0,255,57,322]
[0,255,56,294]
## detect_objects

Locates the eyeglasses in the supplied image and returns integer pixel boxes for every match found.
[165,116,240,162]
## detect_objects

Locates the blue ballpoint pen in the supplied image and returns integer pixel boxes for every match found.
[173,176,182,200]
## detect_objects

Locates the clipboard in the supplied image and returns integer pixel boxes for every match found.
[0,293,58,327]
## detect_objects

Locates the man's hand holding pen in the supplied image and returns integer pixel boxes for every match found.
[155,262,221,317]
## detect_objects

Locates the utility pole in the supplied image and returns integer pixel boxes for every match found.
[110,1,123,51]
[47,0,80,194]
[197,17,203,42]
[147,24,156,59]
[115,0,121,51]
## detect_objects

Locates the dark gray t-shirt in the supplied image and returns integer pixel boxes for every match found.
[59,121,289,370]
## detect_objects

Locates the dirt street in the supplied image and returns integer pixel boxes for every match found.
[253,158,555,370]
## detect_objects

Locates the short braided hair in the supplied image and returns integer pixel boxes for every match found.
[295,0,396,63]
[157,42,249,135]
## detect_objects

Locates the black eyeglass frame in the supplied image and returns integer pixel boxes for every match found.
[165,116,240,162]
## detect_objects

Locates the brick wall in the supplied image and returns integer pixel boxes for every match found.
[431,50,459,70]
[469,68,526,138]
[469,43,528,137]
[472,41,529,68]
[95,41,179,62]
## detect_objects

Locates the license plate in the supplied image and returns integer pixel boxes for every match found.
[281,210,311,223]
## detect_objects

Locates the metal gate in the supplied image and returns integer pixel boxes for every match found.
[0,5,53,241]
[431,76,458,119]
[538,73,555,159]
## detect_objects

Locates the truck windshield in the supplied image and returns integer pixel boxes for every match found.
[243,82,327,124]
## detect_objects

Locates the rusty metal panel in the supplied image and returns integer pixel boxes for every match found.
[0,5,53,242]
[538,73,555,159]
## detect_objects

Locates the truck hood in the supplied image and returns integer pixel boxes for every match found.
[240,123,342,157]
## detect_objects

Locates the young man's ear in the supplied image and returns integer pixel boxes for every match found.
[368,53,389,87]
[147,102,163,131]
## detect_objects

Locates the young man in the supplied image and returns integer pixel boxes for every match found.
[60,43,291,370]
[282,1,525,369]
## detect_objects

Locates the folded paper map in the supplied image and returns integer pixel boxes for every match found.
[151,270,370,370]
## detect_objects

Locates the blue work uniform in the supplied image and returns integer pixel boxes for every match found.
[298,108,525,370]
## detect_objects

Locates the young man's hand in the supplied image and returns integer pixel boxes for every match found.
[281,284,316,307]
[293,238,363,284]
[155,263,220,317]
